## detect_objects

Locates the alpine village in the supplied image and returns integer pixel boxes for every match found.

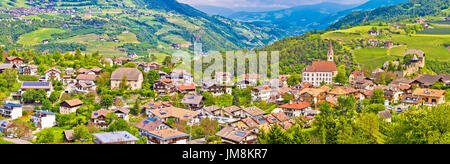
[0,0,449,144]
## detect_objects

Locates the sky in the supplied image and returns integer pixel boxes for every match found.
[177,0,369,9]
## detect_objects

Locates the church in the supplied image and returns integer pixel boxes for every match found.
[301,40,338,87]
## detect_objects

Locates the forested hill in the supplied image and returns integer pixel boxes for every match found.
[0,0,286,55]
[329,0,449,30]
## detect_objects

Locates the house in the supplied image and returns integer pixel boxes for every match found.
[102,58,114,67]
[353,79,375,90]
[44,68,62,81]
[298,88,328,105]
[215,126,258,144]
[22,65,38,75]
[176,83,196,94]
[400,94,422,109]
[236,79,252,89]
[278,75,291,87]
[143,101,172,111]
[78,67,102,76]
[74,81,96,93]
[114,108,130,121]
[202,79,232,96]
[170,69,193,84]
[368,30,381,36]
[412,88,446,106]
[153,79,177,95]
[385,41,394,49]
[0,63,15,73]
[180,94,204,111]
[378,111,392,122]
[371,68,385,79]
[145,128,188,144]
[19,81,53,97]
[242,74,260,84]
[292,82,313,90]
[147,106,200,125]
[63,130,74,142]
[139,62,161,72]
[232,117,259,131]
[31,110,56,129]
[302,61,337,87]
[136,117,170,138]
[219,106,242,119]
[0,119,11,134]
[110,68,143,90]
[200,105,221,116]
[91,109,112,130]
[113,57,131,65]
[411,74,444,88]
[278,101,312,117]
[251,85,271,102]
[0,103,22,119]
[60,99,83,114]
[349,70,365,84]
[242,106,266,118]
[42,39,49,44]
[92,131,139,144]
[368,39,379,47]
[127,52,138,58]
[215,72,233,84]
[4,56,24,67]
[328,87,357,97]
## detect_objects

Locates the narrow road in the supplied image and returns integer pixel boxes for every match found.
[1,137,32,144]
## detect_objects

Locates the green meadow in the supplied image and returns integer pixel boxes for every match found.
[17,28,66,46]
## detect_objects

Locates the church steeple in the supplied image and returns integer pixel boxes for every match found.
[327,40,334,62]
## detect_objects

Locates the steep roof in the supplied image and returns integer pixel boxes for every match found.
[303,61,337,72]
[147,128,188,140]
[91,109,111,119]
[279,102,311,110]
[180,94,203,105]
[111,68,142,81]
[76,74,97,81]
[413,88,446,97]
[62,99,83,107]
[242,106,265,117]
[149,106,199,120]
[215,126,254,143]
[135,117,165,132]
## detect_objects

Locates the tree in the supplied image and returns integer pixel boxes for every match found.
[335,65,347,85]
[370,89,385,104]
[130,98,141,115]
[41,99,53,111]
[49,91,61,103]
[258,124,291,144]
[286,73,302,86]
[119,75,129,90]
[73,125,92,141]
[123,62,136,68]
[362,104,385,114]
[100,94,114,109]
[107,119,130,132]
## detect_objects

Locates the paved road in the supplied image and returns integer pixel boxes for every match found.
[1,137,32,144]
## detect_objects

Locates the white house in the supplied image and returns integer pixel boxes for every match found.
[31,110,56,129]
[44,68,62,81]
[0,103,22,119]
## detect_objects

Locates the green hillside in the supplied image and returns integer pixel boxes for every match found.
[0,0,286,57]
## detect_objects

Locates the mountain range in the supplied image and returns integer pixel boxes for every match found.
[200,0,411,36]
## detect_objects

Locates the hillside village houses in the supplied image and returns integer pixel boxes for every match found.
[111,67,144,90]
[0,35,448,145]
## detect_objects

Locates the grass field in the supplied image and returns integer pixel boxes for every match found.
[353,47,395,69]
[117,32,140,44]
[17,28,66,46]
[390,34,450,62]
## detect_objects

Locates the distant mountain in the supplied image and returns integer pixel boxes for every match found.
[329,0,449,29]
[226,0,411,36]
[0,0,287,53]
[228,2,359,36]
[191,5,237,17]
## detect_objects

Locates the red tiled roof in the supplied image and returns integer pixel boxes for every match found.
[279,102,311,110]
[303,61,337,72]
